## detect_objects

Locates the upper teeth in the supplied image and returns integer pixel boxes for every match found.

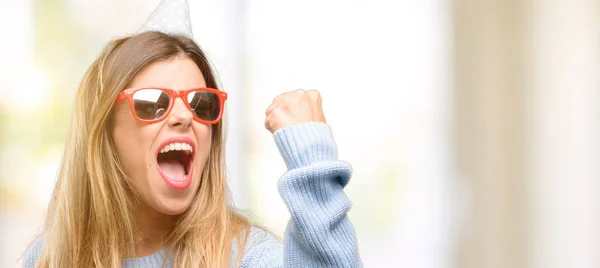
[160,142,193,154]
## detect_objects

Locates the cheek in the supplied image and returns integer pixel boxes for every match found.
[194,124,213,163]
[112,110,158,178]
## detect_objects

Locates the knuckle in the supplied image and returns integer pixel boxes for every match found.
[272,106,285,116]
[274,92,287,102]
[279,103,290,111]
[265,116,275,128]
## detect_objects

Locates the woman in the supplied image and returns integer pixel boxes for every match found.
[23,20,360,268]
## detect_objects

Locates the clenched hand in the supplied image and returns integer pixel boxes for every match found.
[265,89,327,133]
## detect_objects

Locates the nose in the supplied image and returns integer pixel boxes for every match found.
[166,98,193,130]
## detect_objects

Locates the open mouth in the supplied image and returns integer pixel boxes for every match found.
[156,138,195,189]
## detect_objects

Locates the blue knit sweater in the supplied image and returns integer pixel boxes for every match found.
[24,122,361,267]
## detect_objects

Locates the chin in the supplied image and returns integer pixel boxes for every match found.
[152,192,196,216]
[145,171,199,216]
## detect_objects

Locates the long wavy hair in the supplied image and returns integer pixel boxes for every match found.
[34,31,250,267]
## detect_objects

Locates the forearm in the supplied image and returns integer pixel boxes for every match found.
[275,122,361,268]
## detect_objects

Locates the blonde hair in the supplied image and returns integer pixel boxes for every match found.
[34,32,250,267]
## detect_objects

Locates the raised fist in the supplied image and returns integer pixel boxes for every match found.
[265,89,327,133]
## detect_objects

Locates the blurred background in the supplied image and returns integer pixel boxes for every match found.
[0,0,598,267]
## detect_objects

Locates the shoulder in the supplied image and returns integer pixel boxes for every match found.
[232,227,283,268]
[23,236,44,268]
[245,227,282,251]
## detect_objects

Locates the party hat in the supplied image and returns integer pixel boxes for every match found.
[139,0,193,37]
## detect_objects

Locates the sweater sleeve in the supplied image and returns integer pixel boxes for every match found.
[23,236,43,268]
[272,122,362,267]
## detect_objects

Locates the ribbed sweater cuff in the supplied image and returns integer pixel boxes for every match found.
[273,122,338,170]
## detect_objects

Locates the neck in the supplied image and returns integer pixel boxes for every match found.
[128,202,177,258]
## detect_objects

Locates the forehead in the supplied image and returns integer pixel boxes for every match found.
[128,56,207,90]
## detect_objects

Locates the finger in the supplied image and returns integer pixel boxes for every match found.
[307,89,326,123]
[306,89,321,104]
[265,101,280,116]
[306,90,321,112]
[272,89,302,104]
[264,116,273,132]
[267,89,305,116]
[266,93,290,116]
[284,89,306,103]
[264,110,274,132]
[264,110,283,133]
[272,94,288,105]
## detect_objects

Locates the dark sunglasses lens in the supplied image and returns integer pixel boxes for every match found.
[187,91,220,122]
[132,89,170,120]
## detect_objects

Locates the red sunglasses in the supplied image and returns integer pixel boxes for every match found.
[114,87,227,124]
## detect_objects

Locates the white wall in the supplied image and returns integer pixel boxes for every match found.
[527,1,600,267]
